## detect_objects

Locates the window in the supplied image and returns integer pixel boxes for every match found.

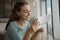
[59,0,60,21]
[46,0,54,40]
[0,0,22,18]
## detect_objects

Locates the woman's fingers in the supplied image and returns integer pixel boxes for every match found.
[31,22,41,32]
[38,28,44,32]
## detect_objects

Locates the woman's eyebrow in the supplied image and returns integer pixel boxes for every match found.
[23,10,29,11]
[22,9,31,12]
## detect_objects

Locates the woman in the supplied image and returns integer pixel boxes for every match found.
[5,2,43,40]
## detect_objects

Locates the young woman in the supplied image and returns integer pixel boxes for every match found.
[5,2,43,40]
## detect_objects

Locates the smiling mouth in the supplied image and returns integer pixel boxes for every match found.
[26,16,29,18]
[25,15,30,18]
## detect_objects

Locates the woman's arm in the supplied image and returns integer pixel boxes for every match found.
[24,27,44,40]
[31,28,44,40]
[23,27,35,40]
[24,21,44,40]
[7,23,21,40]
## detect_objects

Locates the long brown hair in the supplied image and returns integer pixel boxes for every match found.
[5,1,29,30]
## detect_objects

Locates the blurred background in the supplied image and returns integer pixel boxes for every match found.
[0,0,60,40]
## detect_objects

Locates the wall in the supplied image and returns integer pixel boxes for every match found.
[25,0,38,17]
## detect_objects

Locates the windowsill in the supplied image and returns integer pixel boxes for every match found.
[0,18,9,23]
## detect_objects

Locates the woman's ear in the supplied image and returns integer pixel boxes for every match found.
[16,11,20,16]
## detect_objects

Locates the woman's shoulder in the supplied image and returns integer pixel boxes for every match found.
[7,21,18,30]
[9,21,17,27]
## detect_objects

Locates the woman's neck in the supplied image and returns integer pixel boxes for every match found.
[17,19,25,27]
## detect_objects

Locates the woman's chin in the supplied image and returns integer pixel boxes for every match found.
[25,18,29,21]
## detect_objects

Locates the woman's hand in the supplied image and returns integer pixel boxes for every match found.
[24,21,44,40]
[24,22,40,40]
[36,28,44,33]
[31,21,41,32]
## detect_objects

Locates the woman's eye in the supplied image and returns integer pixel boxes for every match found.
[23,10,30,13]
[24,11,27,13]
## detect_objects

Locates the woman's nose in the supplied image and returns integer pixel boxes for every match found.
[28,13,30,16]
[28,12,31,16]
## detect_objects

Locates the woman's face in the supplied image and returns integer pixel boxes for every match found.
[17,5,31,21]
